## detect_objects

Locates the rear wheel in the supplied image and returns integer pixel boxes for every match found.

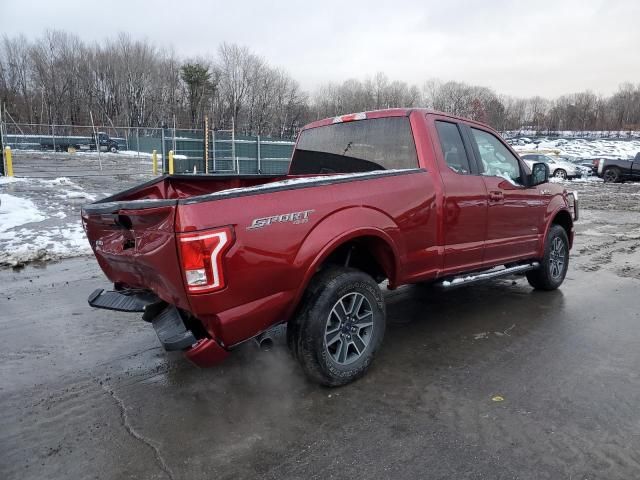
[603,167,620,183]
[109,145,118,153]
[288,267,386,386]
[526,224,569,290]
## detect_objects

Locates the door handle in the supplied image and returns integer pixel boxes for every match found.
[489,191,504,201]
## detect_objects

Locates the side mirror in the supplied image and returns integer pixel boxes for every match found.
[530,162,549,186]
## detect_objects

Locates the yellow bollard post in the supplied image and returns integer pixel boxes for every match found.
[168,150,174,175]
[152,150,157,175]
[4,146,13,177]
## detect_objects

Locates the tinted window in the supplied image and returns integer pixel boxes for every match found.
[435,121,471,174]
[289,117,418,175]
[471,128,524,184]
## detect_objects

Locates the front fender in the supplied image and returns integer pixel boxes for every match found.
[540,196,574,254]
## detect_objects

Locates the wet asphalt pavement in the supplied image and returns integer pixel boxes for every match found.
[2,190,640,479]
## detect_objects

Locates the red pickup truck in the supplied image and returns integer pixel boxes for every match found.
[83,109,578,386]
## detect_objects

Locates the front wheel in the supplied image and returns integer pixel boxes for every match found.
[288,267,386,386]
[526,224,569,290]
[553,169,567,179]
[109,145,118,153]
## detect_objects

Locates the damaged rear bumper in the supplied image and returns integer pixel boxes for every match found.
[87,288,229,366]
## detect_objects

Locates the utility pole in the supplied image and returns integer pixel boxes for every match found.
[204,116,209,174]
[161,123,167,173]
[231,116,236,173]
[90,111,102,171]
[0,105,5,176]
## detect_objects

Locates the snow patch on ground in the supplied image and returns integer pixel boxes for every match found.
[0,194,46,232]
[513,138,640,160]
[0,223,90,267]
[60,191,97,201]
[37,177,76,186]
[0,177,26,185]
[0,175,97,267]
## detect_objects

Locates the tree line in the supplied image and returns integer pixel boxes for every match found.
[1,30,639,139]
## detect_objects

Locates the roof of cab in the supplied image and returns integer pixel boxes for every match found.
[301,108,494,132]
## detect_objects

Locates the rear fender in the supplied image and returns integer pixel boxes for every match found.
[284,206,402,319]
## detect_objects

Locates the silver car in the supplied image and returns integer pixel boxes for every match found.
[520,154,582,179]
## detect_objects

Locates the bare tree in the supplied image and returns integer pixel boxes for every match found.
[1,30,639,137]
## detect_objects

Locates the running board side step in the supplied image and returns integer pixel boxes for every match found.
[435,262,540,289]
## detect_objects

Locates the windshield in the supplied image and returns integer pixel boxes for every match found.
[289,117,418,175]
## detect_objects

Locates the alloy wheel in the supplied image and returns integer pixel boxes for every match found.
[549,237,566,279]
[324,292,374,365]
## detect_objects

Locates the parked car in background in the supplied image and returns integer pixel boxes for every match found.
[595,153,640,182]
[573,159,597,176]
[520,154,582,179]
[555,155,592,176]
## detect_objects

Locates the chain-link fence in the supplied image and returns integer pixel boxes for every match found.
[0,122,295,177]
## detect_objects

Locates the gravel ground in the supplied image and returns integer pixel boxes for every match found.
[1,155,640,479]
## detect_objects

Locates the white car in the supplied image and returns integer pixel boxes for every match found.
[520,154,582,179]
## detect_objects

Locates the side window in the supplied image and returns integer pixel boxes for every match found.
[435,121,471,174]
[471,128,524,185]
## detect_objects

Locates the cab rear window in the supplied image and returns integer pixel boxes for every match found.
[289,117,418,175]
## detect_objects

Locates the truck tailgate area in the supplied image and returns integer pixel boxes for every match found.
[81,174,286,310]
[82,204,190,310]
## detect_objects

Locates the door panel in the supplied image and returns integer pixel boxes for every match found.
[465,126,545,265]
[431,119,488,275]
[481,176,546,263]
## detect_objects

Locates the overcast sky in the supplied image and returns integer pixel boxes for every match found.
[1,0,638,98]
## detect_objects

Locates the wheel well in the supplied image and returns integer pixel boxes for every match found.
[320,236,396,284]
[552,210,573,244]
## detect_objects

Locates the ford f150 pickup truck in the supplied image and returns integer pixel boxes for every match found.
[83,109,579,386]
[595,152,640,182]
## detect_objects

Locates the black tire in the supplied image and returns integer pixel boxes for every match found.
[288,267,386,387]
[553,169,567,179]
[526,224,569,290]
[109,145,118,153]
[603,167,620,183]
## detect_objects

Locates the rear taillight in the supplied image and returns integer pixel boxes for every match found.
[177,227,234,294]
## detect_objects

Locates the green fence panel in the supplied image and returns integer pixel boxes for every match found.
[4,129,295,175]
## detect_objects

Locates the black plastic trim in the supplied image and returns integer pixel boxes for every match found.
[88,288,158,312]
[151,305,198,351]
[179,168,427,205]
[82,198,177,215]
[82,169,427,214]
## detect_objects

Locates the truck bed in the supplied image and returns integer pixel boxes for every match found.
[81,168,428,347]
[85,174,287,210]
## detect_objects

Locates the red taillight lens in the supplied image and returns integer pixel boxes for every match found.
[177,227,234,294]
